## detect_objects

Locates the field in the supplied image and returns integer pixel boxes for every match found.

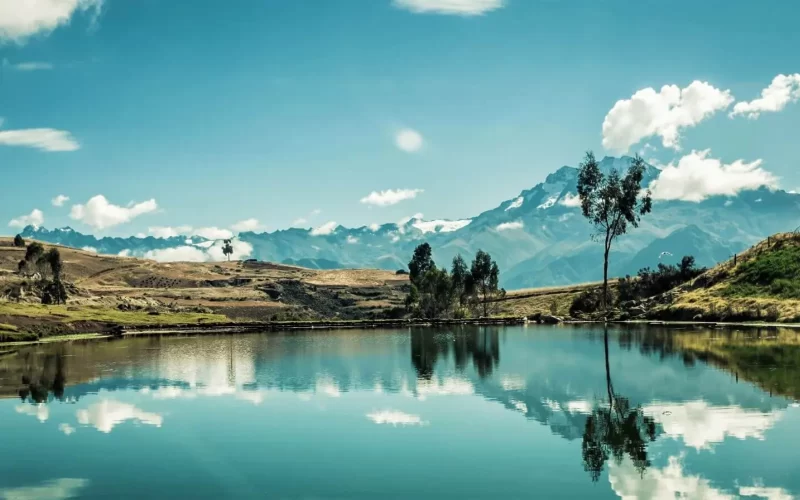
[0,237,409,339]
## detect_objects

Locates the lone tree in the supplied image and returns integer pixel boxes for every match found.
[13,234,25,247]
[471,250,500,317]
[222,239,234,261]
[576,152,652,312]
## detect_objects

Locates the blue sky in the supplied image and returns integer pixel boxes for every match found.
[1,0,799,237]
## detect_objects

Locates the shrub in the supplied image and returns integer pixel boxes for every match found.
[570,288,612,316]
[13,234,25,247]
[618,256,705,303]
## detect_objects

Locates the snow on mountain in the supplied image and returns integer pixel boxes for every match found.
[412,219,472,234]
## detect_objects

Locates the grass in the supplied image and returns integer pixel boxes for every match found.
[723,242,800,299]
[0,302,228,325]
[0,332,108,347]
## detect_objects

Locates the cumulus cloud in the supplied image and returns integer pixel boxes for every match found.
[559,192,582,207]
[51,194,69,207]
[394,128,423,152]
[602,81,734,153]
[368,223,381,232]
[76,399,162,433]
[360,188,424,206]
[649,150,778,202]
[81,246,97,253]
[0,128,80,151]
[231,218,261,232]
[0,478,89,500]
[8,208,44,228]
[730,73,800,119]
[496,221,523,231]
[148,226,192,238]
[70,195,157,230]
[366,410,426,426]
[15,403,49,422]
[143,239,252,263]
[392,0,504,16]
[310,221,338,236]
[11,61,53,71]
[193,227,233,240]
[0,0,104,43]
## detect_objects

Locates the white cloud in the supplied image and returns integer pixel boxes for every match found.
[310,221,338,236]
[15,403,49,422]
[602,81,734,153]
[368,223,381,231]
[51,194,69,207]
[291,218,308,227]
[642,401,782,450]
[117,249,131,257]
[8,208,44,228]
[193,227,233,240]
[559,192,582,207]
[143,238,253,263]
[346,235,359,244]
[609,455,734,500]
[12,61,54,71]
[366,410,426,426]
[148,225,192,238]
[415,377,474,400]
[81,246,97,253]
[0,0,103,43]
[205,238,252,261]
[412,219,472,234]
[70,195,157,230]
[360,188,424,206]
[394,128,423,152]
[0,128,79,151]
[76,399,162,433]
[231,218,261,232]
[144,246,207,262]
[0,478,89,500]
[58,423,76,435]
[738,485,794,500]
[505,196,523,211]
[392,0,504,16]
[649,150,778,202]
[496,221,523,231]
[730,73,800,119]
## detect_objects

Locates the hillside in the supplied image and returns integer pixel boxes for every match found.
[0,237,409,340]
[642,233,800,322]
[18,157,800,290]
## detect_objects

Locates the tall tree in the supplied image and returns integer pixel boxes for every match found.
[13,234,25,247]
[576,152,652,312]
[450,254,469,307]
[222,239,234,261]
[408,243,435,287]
[471,250,500,317]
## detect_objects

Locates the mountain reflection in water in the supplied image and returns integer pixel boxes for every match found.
[1,325,798,499]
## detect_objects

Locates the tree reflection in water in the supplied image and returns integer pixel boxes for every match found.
[10,347,68,404]
[582,327,657,482]
[411,327,500,380]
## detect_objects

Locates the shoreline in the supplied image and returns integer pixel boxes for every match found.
[2,317,799,349]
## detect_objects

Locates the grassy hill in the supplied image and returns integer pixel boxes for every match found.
[648,233,800,322]
[0,237,409,341]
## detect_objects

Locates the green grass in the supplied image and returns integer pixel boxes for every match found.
[723,243,800,300]
[0,302,227,325]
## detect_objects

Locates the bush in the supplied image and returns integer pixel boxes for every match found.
[570,288,613,316]
[13,234,25,247]
[396,269,409,275]
[618,256,705,303]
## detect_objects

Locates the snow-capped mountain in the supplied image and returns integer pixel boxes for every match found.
[19,157,800,288]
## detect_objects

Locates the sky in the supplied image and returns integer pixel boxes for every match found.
[1,0,799,238]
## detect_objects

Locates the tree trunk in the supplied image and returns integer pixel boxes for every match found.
[603,246,610,315]
[604,327,613,407]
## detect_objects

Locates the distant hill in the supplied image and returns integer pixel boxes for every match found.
[19,156,800,289]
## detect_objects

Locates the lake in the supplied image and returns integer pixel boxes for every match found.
[1,325,799,499]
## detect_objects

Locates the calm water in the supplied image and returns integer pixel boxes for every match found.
[1,326,799,499]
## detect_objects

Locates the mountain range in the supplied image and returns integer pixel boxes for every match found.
[19,156,800,289]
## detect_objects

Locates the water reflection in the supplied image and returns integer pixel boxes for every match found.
[2,325,799,498]
[582,329,657,482]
